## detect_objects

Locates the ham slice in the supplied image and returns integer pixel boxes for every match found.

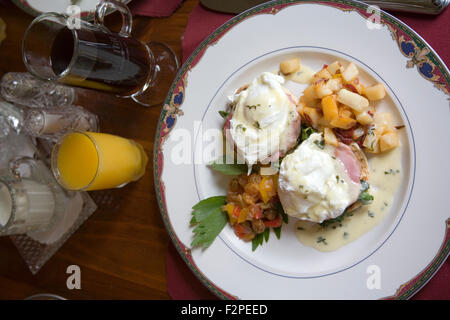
[334,143,361,183]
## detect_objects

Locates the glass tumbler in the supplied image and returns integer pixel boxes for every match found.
[22,0,178,107]
[1,72,75,108]
[23,105,99,141]
[0,176,56,236]
[51,131,148,191]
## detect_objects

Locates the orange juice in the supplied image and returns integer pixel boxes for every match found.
[52,132,148,191]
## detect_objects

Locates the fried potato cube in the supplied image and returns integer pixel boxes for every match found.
[302,85,318,106]
[323,127,338,146]
[318,116,330,127]
[321,95,338,122]
[314,81,333,98]
[374,112,395,135]
[356,111,373,125]
[365,83,386,101]
[326,61,342,75]
[345,79,364,95]
[379,129,399,152]
[338,105,354,119]
[342,62,359,82]
[330,116,357,130]
[326,78,343,92]
[314,68,332,81]
[296,101,306,115]
[280,58,301,75]
[354,105,375,125]
[303,106,321,128]
[336,88,369,112]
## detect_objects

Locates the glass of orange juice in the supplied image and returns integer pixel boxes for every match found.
[51,131,148,191]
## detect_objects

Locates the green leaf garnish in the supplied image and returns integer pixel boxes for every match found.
[209,155,247,175]
[358,191,374,205]
[276,202,289,224]
[252,232,265,251]
[218,110,230,119]
[190,196,227,224]
[273,227,282,239]
[358,180,373,204]
[263,228,270,242]
[320,211,347,227]
[301,125,316,142]
[190,196,228,249]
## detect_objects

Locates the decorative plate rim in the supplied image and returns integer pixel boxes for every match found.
[154,0,450,300]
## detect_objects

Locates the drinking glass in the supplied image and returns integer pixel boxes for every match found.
[51,131,148,191]
[25,294,66,300]
[0,174,56,236]
[1,72,76,108]
[22,0,178,107]
[23,105,99,141]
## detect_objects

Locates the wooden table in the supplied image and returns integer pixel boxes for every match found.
[0,0,199,300]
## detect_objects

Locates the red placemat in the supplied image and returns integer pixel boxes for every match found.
[129,0,183,17]
[167,2,450,300]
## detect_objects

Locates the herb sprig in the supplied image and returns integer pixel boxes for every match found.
[218,110,230,119]
[190,196,228,249]
[209,155,247,175]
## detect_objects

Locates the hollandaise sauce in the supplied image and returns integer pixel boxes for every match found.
[284,65,316,84]
[295,145,403,252]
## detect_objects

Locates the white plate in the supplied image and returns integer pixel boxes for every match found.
[155,0,449,299]
[12,0,132,19]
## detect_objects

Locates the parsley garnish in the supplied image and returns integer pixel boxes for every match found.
[384,169,400,175]
[358,192,374,205]
[252,229,270,251]
[358,180,374,205]
[246,104,260,110]
[218,110,230,119]
[314,139,325,149]
[209,155,247,175]
[190,196,228,248]
[320,211,347,227]
[300,125,316,143]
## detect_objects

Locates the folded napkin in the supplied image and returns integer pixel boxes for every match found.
[168,3,449,300]
[181,4,232,63]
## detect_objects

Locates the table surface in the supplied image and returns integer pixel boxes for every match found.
[0,0,200,300]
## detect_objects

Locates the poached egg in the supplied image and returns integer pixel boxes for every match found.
[278,133,361,223]
[227,72,300,168]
